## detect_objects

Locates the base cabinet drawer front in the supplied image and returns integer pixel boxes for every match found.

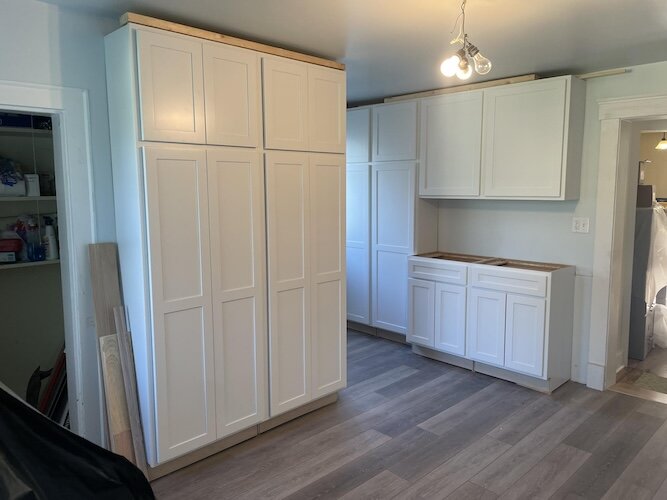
[408,257,467,285]
[408,278,435,347]
[470,266,547,297]
[467,288,506,367]
[435,283,466,356]
[504,294,546,377]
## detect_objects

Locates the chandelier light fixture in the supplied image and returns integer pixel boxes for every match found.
[656,132,667,150]
[440,0,492,80]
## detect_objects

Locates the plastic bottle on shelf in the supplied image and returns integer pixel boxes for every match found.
[43,220,59,261]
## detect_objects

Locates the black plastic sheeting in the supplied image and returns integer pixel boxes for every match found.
[0,386,154,500]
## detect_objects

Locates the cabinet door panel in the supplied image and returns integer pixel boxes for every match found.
[505,294,546,377]
[467,288,506,367]
[372,101,418,161]
[263,58,308,151]
[346,164,370,324]
[310,154,346,396]
[207,148,267,437]
[308,66,346,153]
[482,78,567,197]
[347,108,371,163]
[143,146,215,462]
[136,30,205,143]
[435,283,466,356]
[408,278,435,347]
[265,151,311,415]
[372,162,416,253]
[204,43,260,147]
[420,92,482,197]
[373,250,409,334]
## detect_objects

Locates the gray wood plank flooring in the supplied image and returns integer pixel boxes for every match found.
[152,331,667,499]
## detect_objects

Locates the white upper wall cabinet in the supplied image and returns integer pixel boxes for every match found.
[203,43,260,147]
[308,66,346,153]
[420,91,483,197]
[346,107,371,163]
[372,101,418,162]
[136,30,206,144]
[481,76,585,200]
[262,58,309,151]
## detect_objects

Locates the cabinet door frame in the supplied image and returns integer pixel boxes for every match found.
[206,147,268,438]
[203,43,260,147]
[419,91,483,197]
[434,282,467,356]
[308,66,346,153]
[135,29,206,144]
[372,101,418,162]
[466,287,506,367]
[262,57,309,151]
[265,151,312,415]
[143,145,216,462]
[408,278,435,347]
[504,293,546,377]
[346,107,371,163]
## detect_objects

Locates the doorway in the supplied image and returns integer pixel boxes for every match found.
[0,111,68,423]
[0,80,101,445]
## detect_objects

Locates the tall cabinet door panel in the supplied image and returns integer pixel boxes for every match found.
[203,43,260,147]
[435,283,466,356]
[482,78,567,197]
[372,101,418,162]
[408,278,435,347]
[346,163,370,324]
[420,92,483,197]
[265,151,311,415]
[346,108,371,163]
[136,30,205,144]
[308,66,346,153]
[207,148,267,438]
[143,146,215,462]
[467,288,506,367]
[262,58,308,151]
[505,294,546,377]
[310,154,346,397]
[371,162,416,334]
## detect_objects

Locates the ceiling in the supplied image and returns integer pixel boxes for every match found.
[43,0,667,104]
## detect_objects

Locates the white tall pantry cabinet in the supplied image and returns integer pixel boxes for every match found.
[106,22,346,466]
[346,102,438,335]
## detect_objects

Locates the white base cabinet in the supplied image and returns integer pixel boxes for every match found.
[407,254,574,392]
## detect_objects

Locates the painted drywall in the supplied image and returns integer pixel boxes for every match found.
[0,0,117,241]
[438,61,667,383]
[641,131,667,197]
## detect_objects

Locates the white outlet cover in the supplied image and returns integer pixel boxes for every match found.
[572,217,590,233]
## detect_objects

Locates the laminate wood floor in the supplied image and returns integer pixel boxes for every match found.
[152,331,667,499]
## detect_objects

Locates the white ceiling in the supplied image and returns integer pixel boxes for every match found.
[43,0,667,103]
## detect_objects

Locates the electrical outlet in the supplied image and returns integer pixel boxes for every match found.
[572,217,590,233]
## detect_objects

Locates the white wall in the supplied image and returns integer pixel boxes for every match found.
[0,0,117,240]
[438,61,667,384]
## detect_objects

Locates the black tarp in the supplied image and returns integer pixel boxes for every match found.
[0,386,154,500]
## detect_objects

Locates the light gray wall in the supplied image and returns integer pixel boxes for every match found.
[0,0,117,240]
[437,61,667,383]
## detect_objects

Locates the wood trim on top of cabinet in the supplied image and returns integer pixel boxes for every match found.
[135,29,206,144]
[123,13,345,70]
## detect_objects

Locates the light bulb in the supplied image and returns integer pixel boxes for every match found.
[456,64,473,80]
[472,52,492,75]
[440,55,459,77]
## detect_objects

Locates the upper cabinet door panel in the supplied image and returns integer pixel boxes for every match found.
[482,78,567,198]
[420,91,483,197]
[372,101,418,162]
[203,43,260,147]
[346,108,371,163]
[262,58,308,151]
[308,66,346,153]
[136,30,206,144]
